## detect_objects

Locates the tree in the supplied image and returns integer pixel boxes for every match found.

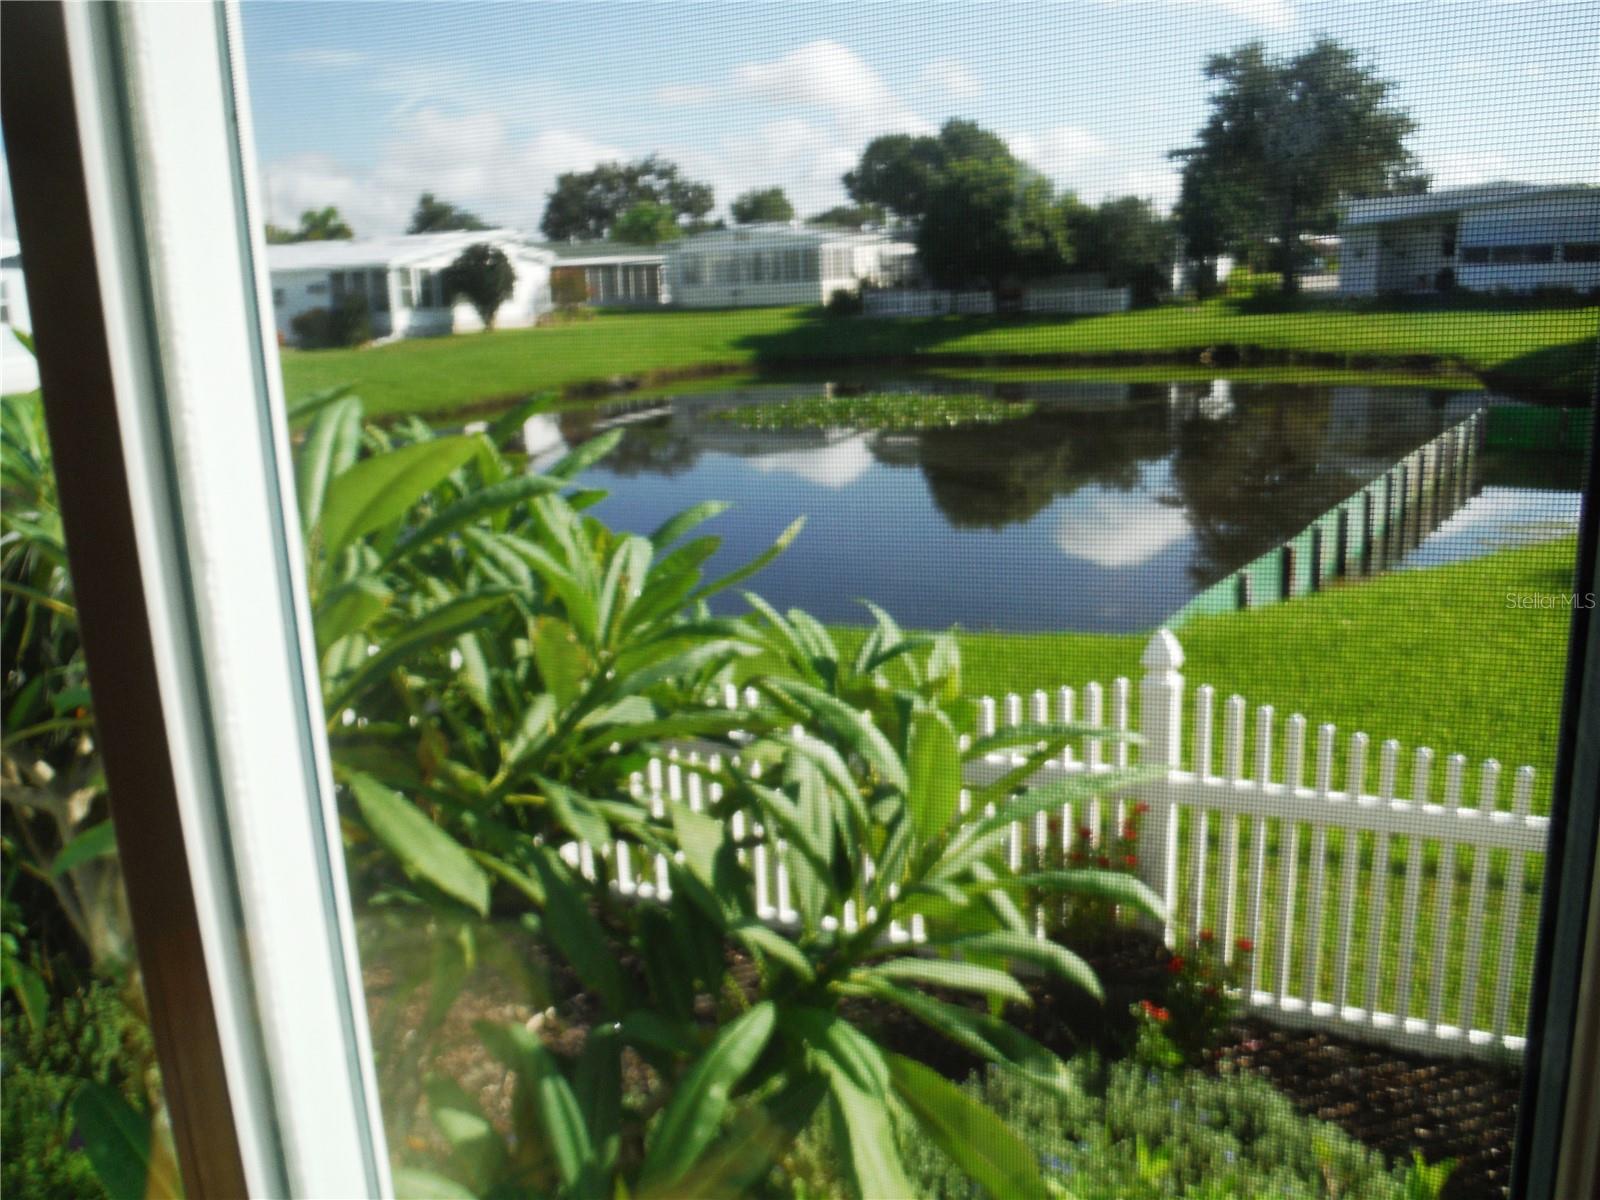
[915,158,1073,302]
[730,186,795,225]
[844,120,1017,225]
[1074,196,1177,306]
[1170,38,1419,295]
[610,201,683,246]
[264,205,353,243]
[541,155,714,241]
[807,203,886,230]
[408,193,490,234]
[441,243,515,330]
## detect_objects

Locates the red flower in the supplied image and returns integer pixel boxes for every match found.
[1121,822,1138,841]
[1199,929,1215,943]
[1068,850,1087,864]
[1097,855,1111,869]
[1076,826,1095,842]
[1132,802,1151,816]
[1153,1006,1170,1023]
[1123,854,1138,869]
[1204,985,1220,998]
[1167,955,1186,974]
[1140,998,1156,1016]
[1236,938,1255,954]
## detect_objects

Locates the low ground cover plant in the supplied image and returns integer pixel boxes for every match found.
[710,390,1034,432]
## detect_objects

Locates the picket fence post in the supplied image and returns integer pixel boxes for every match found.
[1138,629,1185,946]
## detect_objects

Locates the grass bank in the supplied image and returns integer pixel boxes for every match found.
[831,535,1578,793]
[275,298,1597,417]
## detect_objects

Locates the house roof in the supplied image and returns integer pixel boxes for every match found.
[1340,183,1599,228]
[540,240,665,266]
[266,229,551,272]
[668,222,911,251]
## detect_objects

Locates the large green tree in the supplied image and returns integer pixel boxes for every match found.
[807,203,886,230]
[264,205,353,243]
[843,119,1012,224]
[1073,196,1177,306]
[408,192,490,234]
[541,156,714,241]
[915,157,1074,302]
[610,201,684,246]
[730,186,795,225]
[441,243,515,329]
[1170,38,1421,295]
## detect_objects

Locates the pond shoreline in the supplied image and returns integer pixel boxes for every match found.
[373,344,1581,423]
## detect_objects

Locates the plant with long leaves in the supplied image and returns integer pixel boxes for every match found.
[288,391,1162,1198]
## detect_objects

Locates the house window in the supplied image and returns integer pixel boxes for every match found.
[306,281,328,294]
[369,269,389,312]
[272,287,285,307]
[1,278,10,325]
[1460,246,1492,264]
[713,256,737,285]
[1563,242,1600,263]
[681,254,703,286]
[784,248,803,281]
[397,269,414,308]
[750,251,766,283]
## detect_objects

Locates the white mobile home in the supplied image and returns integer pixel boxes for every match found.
[1339,183,1600,296]
[665,224,915,308]
[267,230,554,344]
[544,242,668,307]
[1,238,38,394]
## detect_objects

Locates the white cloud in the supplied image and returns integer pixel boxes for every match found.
[654,82,716,106]
[730,40,930,142]
[920,58,981,101]
[1009,126,1110,174]
[262,111,624,236]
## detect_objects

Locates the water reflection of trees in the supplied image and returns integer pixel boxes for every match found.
[1166,388,1367,583]
[898,402,1170,528]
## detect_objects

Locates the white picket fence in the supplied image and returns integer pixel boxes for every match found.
[562,630,1547,1062]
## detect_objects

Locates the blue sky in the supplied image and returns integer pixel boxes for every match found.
[13,0,1595,243]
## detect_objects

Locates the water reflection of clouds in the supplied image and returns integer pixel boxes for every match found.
[744,435,875,488]
[1053,463,1191,567]
[1399,486,1580,569]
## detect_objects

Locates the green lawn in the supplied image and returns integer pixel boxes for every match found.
[832,534,1578,793]
[275,298,1598,417]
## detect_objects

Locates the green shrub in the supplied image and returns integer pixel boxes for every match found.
[782,1058,1413,1199]
[1,982,157,1200]
[825,287,863,316]
[290,295,371,348]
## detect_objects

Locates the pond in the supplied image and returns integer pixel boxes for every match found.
[541,374,1582,633]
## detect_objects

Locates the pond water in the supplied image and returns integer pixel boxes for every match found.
[545,375,1582,633]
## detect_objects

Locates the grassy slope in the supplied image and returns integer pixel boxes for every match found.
[276,300,1598,417]
[831,535,1578,792]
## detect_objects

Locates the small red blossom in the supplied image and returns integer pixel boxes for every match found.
[1154,1006,1170,1022]
[1132,801,1151,816]
[1236,938,1255,954]
[1097,855,1111,869]
[1167,955,1186,974]
[1204,985,1220,998]
[1199,929,1215,943]
[1068,850,1087,864]
[1123,854,1138,868]
[1120,822,1138,841]
[1138,998,1169,1022]
[1076,826,1095,842]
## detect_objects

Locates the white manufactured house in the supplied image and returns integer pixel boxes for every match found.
[267,230,554,344]
[544,241,668,307]
[1,238,38,394]
[665,224,916,308]
[1339,183,1600,296]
